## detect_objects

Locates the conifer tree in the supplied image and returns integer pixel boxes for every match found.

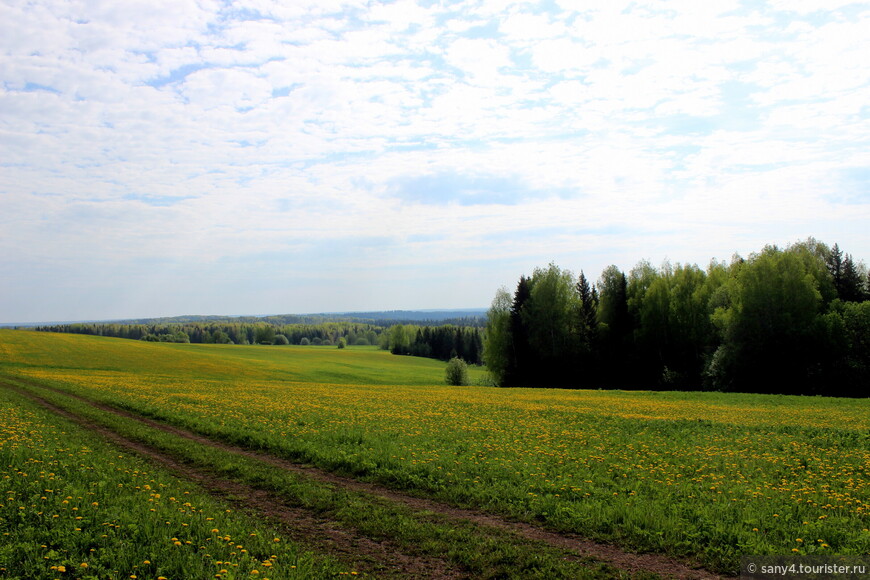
[840,254,865,302]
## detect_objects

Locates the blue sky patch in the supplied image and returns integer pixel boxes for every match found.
[391,173,553,206]
[123,194,195,207]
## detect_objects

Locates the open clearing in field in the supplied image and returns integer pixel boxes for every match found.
[2,330,869,577]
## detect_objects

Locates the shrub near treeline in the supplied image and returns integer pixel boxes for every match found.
[485,239,870,396]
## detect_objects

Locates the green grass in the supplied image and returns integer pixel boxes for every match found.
[0,331,486,385]
[2,329,869,575]
[0,387,346,580]
[8,382,622,580]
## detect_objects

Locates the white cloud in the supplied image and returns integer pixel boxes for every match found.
[181,68,273,109]
[443,37,512,83]
[1,0,868,320]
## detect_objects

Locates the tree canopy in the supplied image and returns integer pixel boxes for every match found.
[484,239,869,396]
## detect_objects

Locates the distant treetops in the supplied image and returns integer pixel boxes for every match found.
[36,318,484,366]
[484,239,869,397]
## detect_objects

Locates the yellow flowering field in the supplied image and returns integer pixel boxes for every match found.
[2,330,869,573]
[0,384,348,578]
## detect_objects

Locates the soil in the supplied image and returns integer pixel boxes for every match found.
[6,380,733,580]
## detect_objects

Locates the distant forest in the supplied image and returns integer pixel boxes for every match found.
[485,239,869,397]
[87,311,486,328]
[35,318,485,365]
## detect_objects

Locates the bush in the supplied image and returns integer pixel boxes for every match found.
[273,334,289,345]
[299,337,310,346]
[445,357,470,386]
[337,337,347,349]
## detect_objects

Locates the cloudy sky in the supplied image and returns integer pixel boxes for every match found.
[1,0,868,322]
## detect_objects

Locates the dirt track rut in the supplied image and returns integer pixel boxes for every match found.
[7,380,730,580]
[6,382,463,579]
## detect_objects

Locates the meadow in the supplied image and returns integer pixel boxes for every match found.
[0,386,348,580]
[1,330,869,575]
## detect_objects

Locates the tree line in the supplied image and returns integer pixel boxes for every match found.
[35,321,385,346]
[484,239,870,397]
[387,324,484,365]
[34,320,485,365]
[103,311,486,328]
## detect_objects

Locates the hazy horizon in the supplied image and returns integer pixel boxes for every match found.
[1,307,490,326]
[2,1,868,323]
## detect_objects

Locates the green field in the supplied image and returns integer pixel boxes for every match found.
[0,386,349,580]
[2,330,869,577]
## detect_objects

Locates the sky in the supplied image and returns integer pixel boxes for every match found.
[1,0,868,323]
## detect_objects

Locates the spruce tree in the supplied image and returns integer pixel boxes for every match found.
[840,254,865,302]
[508,276,532,386]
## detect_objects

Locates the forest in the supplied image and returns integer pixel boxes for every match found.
[484,239,869,397]
[35,320,384,347]
[34,319,485,365]
[33,238,869,396]
[387,324,484,366]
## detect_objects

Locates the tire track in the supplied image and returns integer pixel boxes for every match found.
[4,382,465,580]
[13,379,731,579]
